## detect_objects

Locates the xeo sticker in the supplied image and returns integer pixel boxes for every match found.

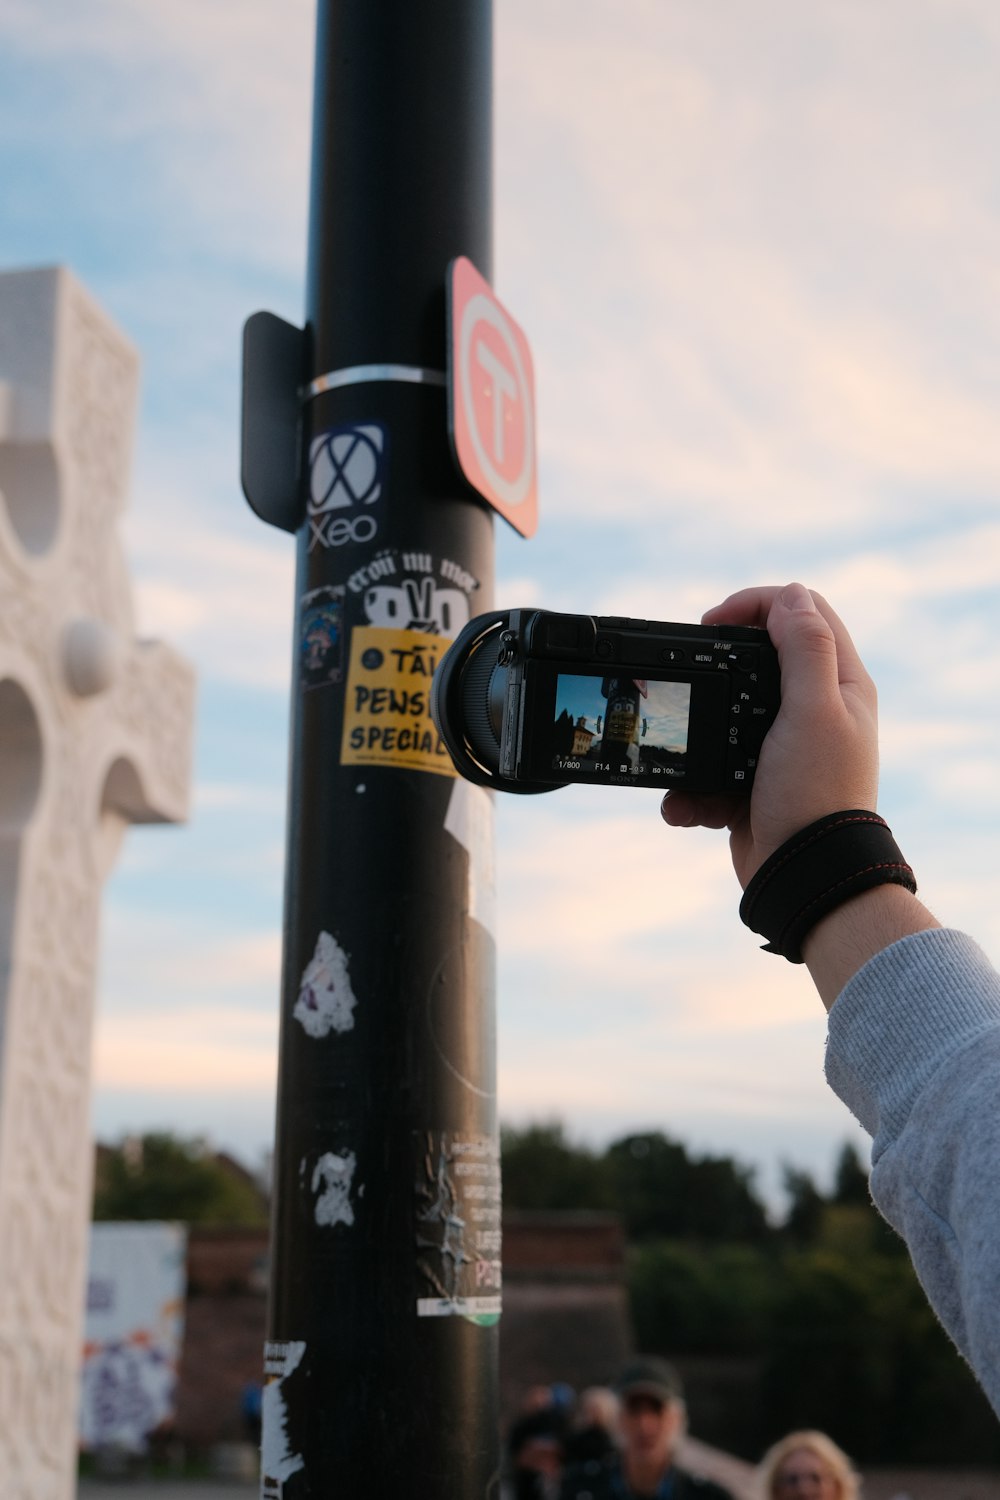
[308,423,388,552]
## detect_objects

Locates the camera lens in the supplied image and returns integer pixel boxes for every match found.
[431,612,508,787]
[431,610,560,794]
[458,623,507,772]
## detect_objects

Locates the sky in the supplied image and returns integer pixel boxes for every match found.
[2,0,1000,1212]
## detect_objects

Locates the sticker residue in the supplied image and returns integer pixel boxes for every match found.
[293,931,357,1038]
[261,1340,306,1495]
[415,1132,501,1324]
[444,779,496,938]
[311,1150,358,1228]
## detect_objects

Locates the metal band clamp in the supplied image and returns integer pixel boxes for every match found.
[302,363,447,402]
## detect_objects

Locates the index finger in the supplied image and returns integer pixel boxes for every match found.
[701,585,783,631]
[704,584,872,697]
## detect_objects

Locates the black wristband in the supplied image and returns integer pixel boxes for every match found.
[739,810,917,964]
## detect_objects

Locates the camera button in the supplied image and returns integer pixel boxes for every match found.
[597,615,627,628]
[660,648,684,664]
[596,639,614,659]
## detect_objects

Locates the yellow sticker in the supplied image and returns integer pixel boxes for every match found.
[341,626,456,777]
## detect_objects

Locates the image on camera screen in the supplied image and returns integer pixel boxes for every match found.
[549,673,692,781]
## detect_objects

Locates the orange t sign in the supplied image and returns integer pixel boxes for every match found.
[448,256,538,538]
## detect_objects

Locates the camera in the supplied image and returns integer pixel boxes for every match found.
[431,609,779,795]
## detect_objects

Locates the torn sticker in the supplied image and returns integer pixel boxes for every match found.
[293,931,357,1038]
[261,1340,306,1494]
[311,1150,358,1228]
[415,1131,501,1324]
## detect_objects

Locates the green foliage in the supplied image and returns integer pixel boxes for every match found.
[502,1124,768,1241]
[628,1236,1000,1463]
[501,1121,1000,1463]
[759,1244,1000,1462]
[831,1141,870,1206]
[93,1132,268,1226]
[780,1163,825,1244]
[500,1121,613,1212]
[629,1240,777,1355]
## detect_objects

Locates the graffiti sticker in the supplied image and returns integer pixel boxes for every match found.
[341,626,456,776]
[300,584,345,690]
[343,548,479,635]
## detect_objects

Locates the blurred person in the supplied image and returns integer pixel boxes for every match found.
[661,583,1000,1415]
[757,1430,860,1500]
[560,1357,733,1499]
[507,1384,570,1500]
[563,1385,620,1468]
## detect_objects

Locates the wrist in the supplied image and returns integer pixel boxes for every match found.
[802,884,940,1010]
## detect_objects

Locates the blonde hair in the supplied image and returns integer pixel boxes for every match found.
[757,1430,860,1500]
[576,1386,620,1433]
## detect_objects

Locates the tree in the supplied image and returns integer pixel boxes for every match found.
[760,1244,1000,1463]
[500,1121,612,1212]
[780,1163,825,1244]
[607,1131,769,1242]
[629,1239,776,1355]
[93,1132,269,1226]
[831,1142,870,1206]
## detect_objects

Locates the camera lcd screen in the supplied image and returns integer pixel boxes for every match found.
[546,672,692,783]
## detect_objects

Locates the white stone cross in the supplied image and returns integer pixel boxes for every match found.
[0,266,195,1500]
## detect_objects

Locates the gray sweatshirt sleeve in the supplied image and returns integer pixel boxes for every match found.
[824,928,1000,1413]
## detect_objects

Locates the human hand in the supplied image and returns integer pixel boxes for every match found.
[660,583,879,889]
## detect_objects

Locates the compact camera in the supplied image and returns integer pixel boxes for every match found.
[431,609,780,795]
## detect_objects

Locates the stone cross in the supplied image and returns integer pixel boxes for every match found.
[0,266,195,1500]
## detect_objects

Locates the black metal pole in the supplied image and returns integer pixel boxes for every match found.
[255,2,499,1494]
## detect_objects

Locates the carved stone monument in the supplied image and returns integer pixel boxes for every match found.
[0,266,195,1499]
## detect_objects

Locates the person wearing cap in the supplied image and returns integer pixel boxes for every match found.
[661,583,1000,1416]
[559,1356,735,1500]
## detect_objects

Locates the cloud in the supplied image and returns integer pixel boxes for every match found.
[496,0,1000,532]
[499,800,730,953]
[6,0,998,1193]
[101,910,282,1014]
[2,0,314,269]
[124,485,296,692]
[497,970,837,1154]
[93,1005,278,1092]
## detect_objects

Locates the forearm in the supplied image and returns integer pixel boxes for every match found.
[823,926,1000,1410]
[802,883,941,1010]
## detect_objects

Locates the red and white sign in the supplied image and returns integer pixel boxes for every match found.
[448,256,537,538]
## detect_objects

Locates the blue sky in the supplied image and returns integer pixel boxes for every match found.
[3,0,1000,1208]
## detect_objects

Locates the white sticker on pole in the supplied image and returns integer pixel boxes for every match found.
[448,256,538,538]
